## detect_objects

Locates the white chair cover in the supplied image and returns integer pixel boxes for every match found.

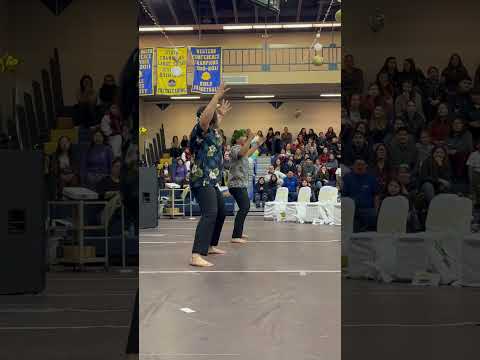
[292,187,312,223]
[348,196,409,281]
[317,186,338,224]
[264,187,288,221]
[397,194,472,284]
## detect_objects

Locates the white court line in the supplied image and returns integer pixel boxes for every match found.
[140,270,340,274]
[343,322,480,328]
[140,240,339,244]
[0,325,129,331]
[140,233,189,237]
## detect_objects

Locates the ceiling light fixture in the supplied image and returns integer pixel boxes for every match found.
[223,25,253,30]
[320,93,341,97]
[252,24,283,29]
[170,96,201,100]
[163,26,195,31]
[313,23,341,28]
[282,23,313,29]
[139,26,164,32]
[244,95,275,99]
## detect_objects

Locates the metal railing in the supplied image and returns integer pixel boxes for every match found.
[175,46,340,74]
[221,46,340,72]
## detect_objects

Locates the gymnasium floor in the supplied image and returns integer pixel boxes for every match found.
[342,279,480,359]
[0,272,137,360]
[140,217,341,360]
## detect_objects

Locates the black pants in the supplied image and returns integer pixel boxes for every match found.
[229,187,250,239]
[192,186,226,255]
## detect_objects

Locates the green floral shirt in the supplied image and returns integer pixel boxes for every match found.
[189,121,224,188]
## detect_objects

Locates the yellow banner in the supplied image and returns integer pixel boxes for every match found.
[156,47,187,95]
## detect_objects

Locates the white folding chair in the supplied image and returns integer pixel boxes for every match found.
[290,187,312,223]
[397,194,469,283]
[264,187,289,221]
[348,196,409,281]
[317,186,338,224]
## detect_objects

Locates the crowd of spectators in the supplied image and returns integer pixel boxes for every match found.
[341,53,480,232]
[45,73,137,203]
[157,126,340,206]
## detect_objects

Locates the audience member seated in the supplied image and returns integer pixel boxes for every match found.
[447,117,473,182]
[416,130,434,168]
[101,103,123,157]
[342,158,380,232]
[96,158,122,199]
[75,74,98,127]
[266,173,279,201]
[280,126,292,148]
[342,54,364,99]
[180,135,189,149]
[158,162,171,189]
[254,177,268,208]
[98,74,118,106]
[314,165,330,197]
[170,136,182,159]
[388,127,418,173]
[50,136,79,199]
[283,170,299,202]
[441,53,470,94]
[81,130,113,190]
[172,158,188,186]
[419,145,452,204]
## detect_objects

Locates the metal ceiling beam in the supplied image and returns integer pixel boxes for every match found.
[165,0,179,24]
[188,0,200,25]
[141,0,160,25]
[254,5,259,23]
[232,0,238,23]
[296,0,303,22]
[209,0,219,24]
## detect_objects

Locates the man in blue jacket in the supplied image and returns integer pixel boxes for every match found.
[342,157,380,231]
[283,170,299,202]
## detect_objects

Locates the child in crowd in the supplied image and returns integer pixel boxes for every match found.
[254,177,269,208]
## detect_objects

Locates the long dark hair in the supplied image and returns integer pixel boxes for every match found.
[79,74,94,93]
[380,56,398,75]
[447,53,465,70]
[55,135,73,158]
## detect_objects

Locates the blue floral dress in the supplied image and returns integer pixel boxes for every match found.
[189,121,224,188]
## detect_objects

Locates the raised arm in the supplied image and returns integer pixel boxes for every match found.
[198,81,230,131]
[238,129,256,157]
[216,99,232,127]
[246,133,266,158]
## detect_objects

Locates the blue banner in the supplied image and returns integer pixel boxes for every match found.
[191,47,222,94]
[139,48,153,96]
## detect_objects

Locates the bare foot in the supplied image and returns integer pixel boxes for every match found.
[208,246,227,255]
[231,238,247,244]
[190,254,214,267]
